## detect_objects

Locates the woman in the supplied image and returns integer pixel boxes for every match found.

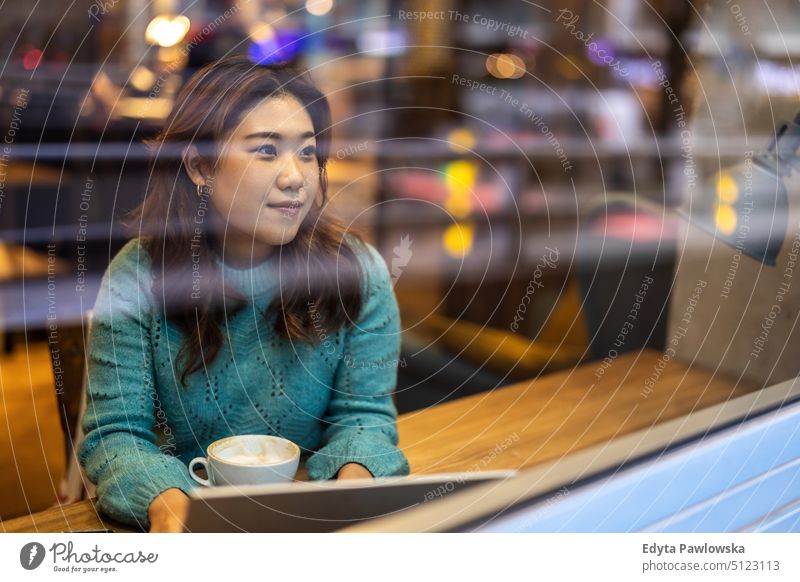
[78,56,409,532]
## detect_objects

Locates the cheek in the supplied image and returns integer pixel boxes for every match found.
[302,167,321,192]
[213,162,271,212]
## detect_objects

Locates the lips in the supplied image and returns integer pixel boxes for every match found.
[266,199,303,218]
[268,200,303,208]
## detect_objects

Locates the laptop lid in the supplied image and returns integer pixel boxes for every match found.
[183,470,516,532]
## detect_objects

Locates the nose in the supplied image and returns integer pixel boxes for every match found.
[276,156,303,192]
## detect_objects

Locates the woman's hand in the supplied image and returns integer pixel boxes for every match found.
[147,488,190,533]
[336,463,373,480]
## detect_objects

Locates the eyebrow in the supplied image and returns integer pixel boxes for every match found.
[244,131,316,140]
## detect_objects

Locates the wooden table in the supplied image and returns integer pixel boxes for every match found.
[0,349,757,533]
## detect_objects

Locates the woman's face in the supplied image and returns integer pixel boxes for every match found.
[208,95,320,257]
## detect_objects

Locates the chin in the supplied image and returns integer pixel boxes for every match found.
[258,227,300,247]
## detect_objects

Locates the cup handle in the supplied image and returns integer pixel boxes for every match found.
[188,457,212,487]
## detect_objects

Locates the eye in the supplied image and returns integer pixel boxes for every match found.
[300,145,317,158]
[255,144,277,157]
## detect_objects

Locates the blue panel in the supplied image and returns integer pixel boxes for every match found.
[643,459,800,532]
[476,401,800,532]
[741,498,800,533]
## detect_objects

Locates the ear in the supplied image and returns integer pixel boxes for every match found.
[182,144,212,187]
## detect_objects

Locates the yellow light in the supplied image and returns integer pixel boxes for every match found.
[487,53,526,79]
[445,195,472,218]
[715,203,737,236]
[444,160,477,192]
[716,172,739,204]
[447,128,476,152]
[248,22,276,43]
[129,66,156,91]
[502,54,526,79]
[145,15,191,48]
[443,160,477,219]
[443,223,474,257]
[306,0,333,16]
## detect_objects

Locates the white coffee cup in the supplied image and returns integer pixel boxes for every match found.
[188,434,300,487]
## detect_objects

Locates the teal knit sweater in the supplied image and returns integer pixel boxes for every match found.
[78,237,410,530]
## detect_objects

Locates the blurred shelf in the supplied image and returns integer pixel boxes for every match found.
[0,223,128,246]
[6,135,772,162]
[372,136,773,160]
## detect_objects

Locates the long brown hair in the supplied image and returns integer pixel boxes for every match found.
[132,56,364,386]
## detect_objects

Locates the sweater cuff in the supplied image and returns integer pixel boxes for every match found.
[98,459,200,531]
[306,435,411,481]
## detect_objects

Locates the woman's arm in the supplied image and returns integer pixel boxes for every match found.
[147,488,190,532]
[77,240,198,531]
[306,242,411,481]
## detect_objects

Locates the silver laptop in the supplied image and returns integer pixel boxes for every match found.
[183,470,516,532]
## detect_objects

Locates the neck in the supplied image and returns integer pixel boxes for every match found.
[218,235,274,269]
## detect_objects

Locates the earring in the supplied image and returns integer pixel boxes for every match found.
[196,183,211,197]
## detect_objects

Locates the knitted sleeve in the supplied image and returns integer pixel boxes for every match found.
[306,241,411,480]
[77,239,198,530]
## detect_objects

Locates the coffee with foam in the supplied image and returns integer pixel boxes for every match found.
[213,436,294,466]
[189,434,300,487]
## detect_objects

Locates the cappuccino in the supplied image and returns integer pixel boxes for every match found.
[214,437,293,465]
[189,434,300,487]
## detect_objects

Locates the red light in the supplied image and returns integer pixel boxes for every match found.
[23,49,42,70]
